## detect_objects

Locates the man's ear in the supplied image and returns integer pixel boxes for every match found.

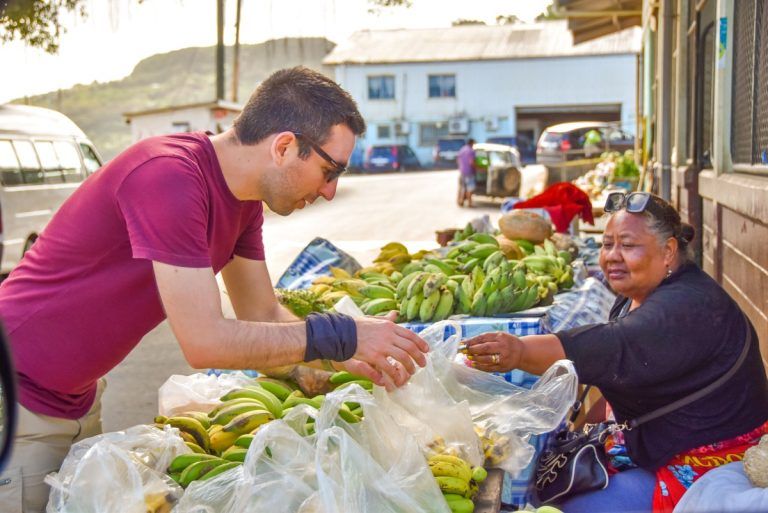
[271,132,297,165]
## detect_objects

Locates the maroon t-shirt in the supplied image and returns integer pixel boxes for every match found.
[0,132,265,419]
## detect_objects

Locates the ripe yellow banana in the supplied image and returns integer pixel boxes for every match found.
[429,454,473,481]
[185,442,206,454]
[223,410,274,436]
[312,276,336,285]
[211,403,270,426]
[435,476,470,496]
[209,428,240,454]
[165,416,211,453]
[329,266,351,279]
[177,411,212,429]
[429,460,472,483]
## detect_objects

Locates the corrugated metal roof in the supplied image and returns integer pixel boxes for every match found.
[123,99,243,120]
[323,20,641,65]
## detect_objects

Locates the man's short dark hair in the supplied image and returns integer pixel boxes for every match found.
[467,138,476,146]
[234,66,366,158]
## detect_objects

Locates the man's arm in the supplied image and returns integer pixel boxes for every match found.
[153,261,429,386]
[154,261,306,370]
[220,255,298,323]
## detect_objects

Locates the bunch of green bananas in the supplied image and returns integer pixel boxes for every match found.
[275,288,328,318]
[166,453,241,488]
[427,453,488,513]
[451,222,477,243]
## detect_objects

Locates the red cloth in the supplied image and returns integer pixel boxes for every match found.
[651,420,768,513]
[513,183,594,232]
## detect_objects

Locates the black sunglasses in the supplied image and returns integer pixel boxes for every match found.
[604,192,666,219]
[293,132,347,183]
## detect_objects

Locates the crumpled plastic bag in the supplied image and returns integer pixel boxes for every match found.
[174,387,450,513]
[158,372,255,417]
[387,321,577,475]
[45,425,187,513]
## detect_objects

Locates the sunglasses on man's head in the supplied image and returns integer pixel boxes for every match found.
[604,192,666,219]
[293,132,347,183]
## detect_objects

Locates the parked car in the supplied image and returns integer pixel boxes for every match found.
[432,137,467,168]
[0,104,102,274]
[536,121,634,164]
[486,134,536,164]
[363,144,422,172]
[472,143,522,198]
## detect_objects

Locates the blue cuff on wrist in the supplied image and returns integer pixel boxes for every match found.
[304,313,358,362]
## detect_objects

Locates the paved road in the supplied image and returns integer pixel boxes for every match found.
[102,169,504,432]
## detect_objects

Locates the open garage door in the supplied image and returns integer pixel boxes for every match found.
[516,103,622,146]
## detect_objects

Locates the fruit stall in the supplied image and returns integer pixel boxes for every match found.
[45,210,612,513]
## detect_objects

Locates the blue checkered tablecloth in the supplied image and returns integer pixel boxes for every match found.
[402,315,550,507]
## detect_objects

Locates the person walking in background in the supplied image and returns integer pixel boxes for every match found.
[457,138,477,207]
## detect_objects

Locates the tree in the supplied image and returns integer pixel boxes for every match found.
[495,14,522,25]
[451,19,485,27]
[535,2,560,21]
[0,0,88,53]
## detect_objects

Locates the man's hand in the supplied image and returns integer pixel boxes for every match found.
[352,311,429,389]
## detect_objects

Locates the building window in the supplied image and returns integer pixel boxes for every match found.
[419,123,449,147]
[377,124,392,139]
[428,75,456,98]
[172,122,191,133]
[368,76,395,100]
[731,0,768,166]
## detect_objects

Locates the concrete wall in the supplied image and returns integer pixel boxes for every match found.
[335,53,637,165]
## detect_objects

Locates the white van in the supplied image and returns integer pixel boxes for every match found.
[0,104,102,274]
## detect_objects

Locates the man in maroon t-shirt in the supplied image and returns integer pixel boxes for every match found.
[0,67,429,512]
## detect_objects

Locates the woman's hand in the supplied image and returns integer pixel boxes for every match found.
[464,332,523,373]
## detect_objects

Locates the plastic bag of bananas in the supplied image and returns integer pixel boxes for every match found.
[45,424,186,513]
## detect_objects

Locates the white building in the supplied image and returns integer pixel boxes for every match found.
[324,21,641,166]
[123,100,242,142]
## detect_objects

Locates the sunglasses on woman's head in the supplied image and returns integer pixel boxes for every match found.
[293,132,347,183]
[604,192,666,219]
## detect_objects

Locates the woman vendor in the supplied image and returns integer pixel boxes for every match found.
[464,192,768,513]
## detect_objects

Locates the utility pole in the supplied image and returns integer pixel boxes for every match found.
[216,0,225,101]
[231,0,242,102]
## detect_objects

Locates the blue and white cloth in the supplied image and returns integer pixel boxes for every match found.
[275,237,362,290]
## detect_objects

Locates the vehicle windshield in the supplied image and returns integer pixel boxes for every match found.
[438,139,465,151]
[370,147,395,158]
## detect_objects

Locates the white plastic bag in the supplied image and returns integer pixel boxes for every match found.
[45,425,186,513]
[158,372,255,417]
[392,321,577,476]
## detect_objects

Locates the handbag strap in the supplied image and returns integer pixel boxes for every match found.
[626,312,753,429]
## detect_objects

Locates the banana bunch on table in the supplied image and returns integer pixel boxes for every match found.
[427,451,488,513]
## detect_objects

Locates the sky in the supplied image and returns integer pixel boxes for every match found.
[0,0,551,104]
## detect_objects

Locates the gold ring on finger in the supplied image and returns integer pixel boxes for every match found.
[492,353,500,364]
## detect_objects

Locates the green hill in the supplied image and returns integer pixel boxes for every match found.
[12,37,336,160]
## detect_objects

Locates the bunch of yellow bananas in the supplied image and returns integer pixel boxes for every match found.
[427,453,488,513]
[474,424,512,467]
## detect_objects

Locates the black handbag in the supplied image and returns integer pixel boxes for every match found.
[534,313,753,505]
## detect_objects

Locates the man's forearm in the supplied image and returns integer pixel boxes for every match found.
[183,317,307,370]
